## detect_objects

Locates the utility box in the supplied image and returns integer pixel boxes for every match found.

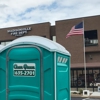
[0,36,71,100]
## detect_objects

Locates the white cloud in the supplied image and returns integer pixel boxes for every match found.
[0,0,100,28]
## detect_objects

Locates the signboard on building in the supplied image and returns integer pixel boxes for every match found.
[7,27,31,36]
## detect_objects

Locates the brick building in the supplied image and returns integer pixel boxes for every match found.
[0,15,100,91]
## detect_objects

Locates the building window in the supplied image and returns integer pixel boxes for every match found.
[84,30,98,47]
[71,68,100,91]
[42,36,46,37]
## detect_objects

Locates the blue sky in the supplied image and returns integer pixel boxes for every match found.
[0,0,100,28]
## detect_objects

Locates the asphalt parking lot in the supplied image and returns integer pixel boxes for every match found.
[82,98,100,100]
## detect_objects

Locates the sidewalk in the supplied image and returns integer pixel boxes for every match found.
[89,92,100,98]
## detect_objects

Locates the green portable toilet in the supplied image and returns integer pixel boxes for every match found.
[0,36,71,100]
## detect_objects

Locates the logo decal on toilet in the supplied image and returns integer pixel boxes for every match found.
[13,63,36,77]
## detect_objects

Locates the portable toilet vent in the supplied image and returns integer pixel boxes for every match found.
[0,36,71,100]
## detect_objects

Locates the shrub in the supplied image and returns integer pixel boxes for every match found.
[78,89,83,94]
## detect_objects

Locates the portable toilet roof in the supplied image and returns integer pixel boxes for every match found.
[0,36,70,56]
[0,45,5,50]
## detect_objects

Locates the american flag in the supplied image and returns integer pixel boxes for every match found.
[66,22,83,38]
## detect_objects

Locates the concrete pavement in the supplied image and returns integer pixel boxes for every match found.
[71,91,100,99]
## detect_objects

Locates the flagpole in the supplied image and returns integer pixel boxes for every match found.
[66,21,87,89]
[83,20,87,90]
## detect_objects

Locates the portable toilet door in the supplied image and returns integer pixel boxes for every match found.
[6,45,44,100]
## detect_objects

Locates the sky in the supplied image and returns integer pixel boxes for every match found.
[0,0,100,28]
